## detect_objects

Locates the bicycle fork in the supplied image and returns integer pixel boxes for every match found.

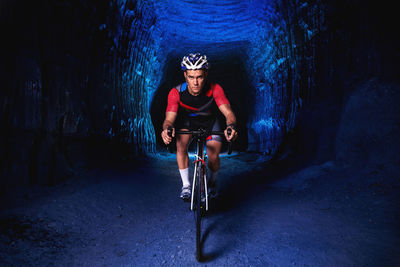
[190,138,208,211]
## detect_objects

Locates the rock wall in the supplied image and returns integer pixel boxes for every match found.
[281,0,400,164]
[1,0,108,191]
[336,79,400,169]
[0,0,163,191]
[1,0,398,191]
[245,0,325,154]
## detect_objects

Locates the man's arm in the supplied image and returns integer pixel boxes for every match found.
[218,104,238,142]
[162,87,180,144]
[161,111,177,144]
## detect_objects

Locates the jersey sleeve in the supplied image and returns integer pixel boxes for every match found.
[166,88,180,112]
[212,83,230,107]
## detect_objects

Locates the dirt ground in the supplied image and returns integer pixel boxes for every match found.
[0,152,399,266]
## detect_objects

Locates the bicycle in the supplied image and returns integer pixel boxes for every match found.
[167,126,232,261]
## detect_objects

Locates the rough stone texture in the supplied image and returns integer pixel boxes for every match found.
[1,0,399,191]
[104,0,162,154]
[336,79,400,169]
[0,0,162,190]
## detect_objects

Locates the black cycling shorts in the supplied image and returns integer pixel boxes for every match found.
[175,116,223,142]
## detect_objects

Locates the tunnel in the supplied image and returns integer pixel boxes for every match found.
[1,0,399,265]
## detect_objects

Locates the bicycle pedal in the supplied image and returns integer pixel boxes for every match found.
[181,195,191,202]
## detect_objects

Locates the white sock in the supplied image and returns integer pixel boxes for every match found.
[179,168,190,187]
[209,169,218,182]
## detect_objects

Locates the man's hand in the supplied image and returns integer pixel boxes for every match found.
[224,126,237,142]
[161,127,175,145]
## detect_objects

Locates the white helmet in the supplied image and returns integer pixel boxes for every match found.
[181,53,210,71]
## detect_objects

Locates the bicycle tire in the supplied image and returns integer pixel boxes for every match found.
[194,161,202,261]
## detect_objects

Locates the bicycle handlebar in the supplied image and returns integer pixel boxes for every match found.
[167,126,233,154]
[176,130,224,135]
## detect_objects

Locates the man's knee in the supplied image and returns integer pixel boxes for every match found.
[176,140,189,154]
[207,151,220,163]
[176,143,187,154]
[207,141,221,155]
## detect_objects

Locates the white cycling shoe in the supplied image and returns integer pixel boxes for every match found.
[180,185,191,201]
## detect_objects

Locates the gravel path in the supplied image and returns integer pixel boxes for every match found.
[0,152,399,266]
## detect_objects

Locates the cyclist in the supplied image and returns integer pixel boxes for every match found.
[161,53,238,200]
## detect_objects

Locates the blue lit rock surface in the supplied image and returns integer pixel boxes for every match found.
[105,0,162,154]
[0,0,399,189]
[150,1,326,154]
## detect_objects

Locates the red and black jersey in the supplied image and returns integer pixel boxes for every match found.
[166,81,230,130]
[166,81,230,115]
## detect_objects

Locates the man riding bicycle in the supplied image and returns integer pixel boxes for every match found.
[161,53,238,201]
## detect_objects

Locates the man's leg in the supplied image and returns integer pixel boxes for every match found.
[176,129,191,169]
[206,140,222,197]
[176,129,192,199]
[206,140,222,173]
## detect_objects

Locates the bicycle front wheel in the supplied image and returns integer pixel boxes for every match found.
[194,161,203,261]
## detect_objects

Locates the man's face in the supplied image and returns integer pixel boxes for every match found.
[184,69,207,96]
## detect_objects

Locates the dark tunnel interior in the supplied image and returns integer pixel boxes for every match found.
[150,49,250,151]
[0,0,399,265]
